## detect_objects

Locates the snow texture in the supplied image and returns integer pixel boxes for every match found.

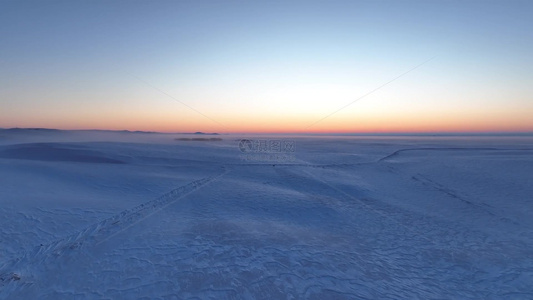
[0,130,532,299]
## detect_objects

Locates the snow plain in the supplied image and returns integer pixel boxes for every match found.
[0,129,532,299]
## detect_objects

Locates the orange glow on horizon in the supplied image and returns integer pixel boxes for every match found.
[11,116,532,134]
[3,99,532,134]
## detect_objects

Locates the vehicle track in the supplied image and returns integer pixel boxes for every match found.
[378,147,533,162]
[0,167,229,290]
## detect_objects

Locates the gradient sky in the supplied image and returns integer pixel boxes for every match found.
[1,0,532,133]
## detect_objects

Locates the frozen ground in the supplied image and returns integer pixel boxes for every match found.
[0,129,532,299]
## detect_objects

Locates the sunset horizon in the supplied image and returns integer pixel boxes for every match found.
[2,1,532,133]
[3,126,533,135]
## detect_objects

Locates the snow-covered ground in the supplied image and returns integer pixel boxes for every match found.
[0,129,532,299]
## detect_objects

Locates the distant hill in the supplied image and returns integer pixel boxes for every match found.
[4,128,61,132]
[189,132,220,135]
[0,128,222,135]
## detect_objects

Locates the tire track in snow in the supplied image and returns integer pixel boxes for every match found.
[297,167,444,248]
[410,173,498,217]
[378,147,533,162]
[0,167,229,287]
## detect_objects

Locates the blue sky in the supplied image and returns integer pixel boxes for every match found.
[1,0,532,132]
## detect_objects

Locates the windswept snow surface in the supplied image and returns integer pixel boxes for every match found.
[0,130,532,299]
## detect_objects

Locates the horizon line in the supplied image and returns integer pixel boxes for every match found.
[2,127,533,136]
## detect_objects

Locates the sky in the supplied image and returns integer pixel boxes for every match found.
[1,0,532,133]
